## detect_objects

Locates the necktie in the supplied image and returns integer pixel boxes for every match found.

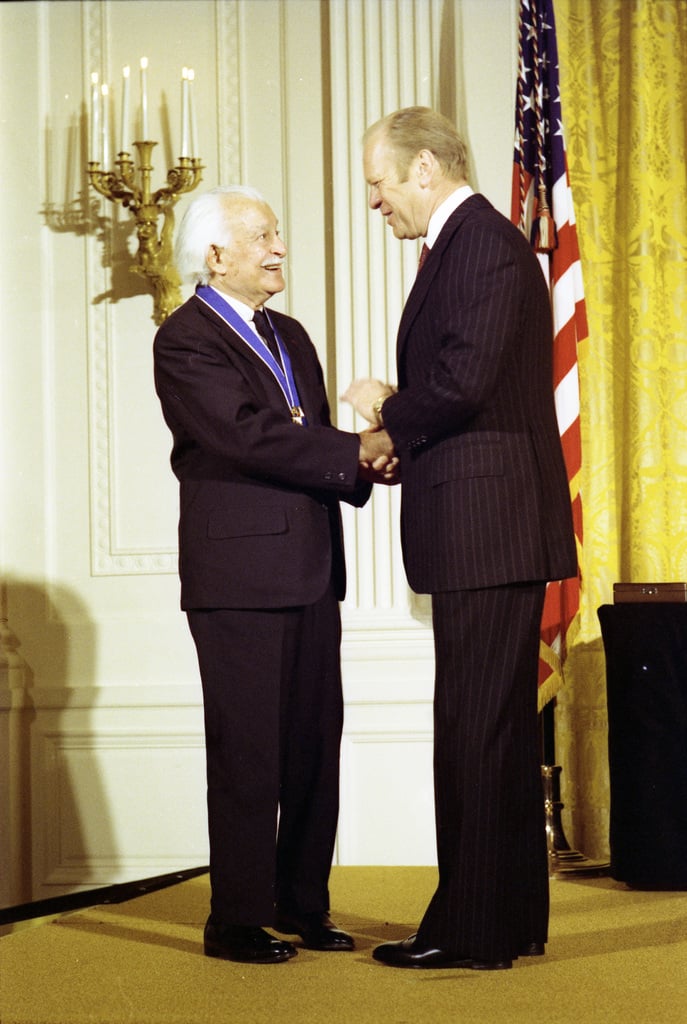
[253,309,280,360]
[418,242,430,272]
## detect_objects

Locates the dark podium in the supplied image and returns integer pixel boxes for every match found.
[598,603,687,888]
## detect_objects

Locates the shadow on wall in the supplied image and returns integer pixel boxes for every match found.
[0,576,115,908]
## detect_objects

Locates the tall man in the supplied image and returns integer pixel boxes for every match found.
[154,185,392,965]
[343,107,577,970]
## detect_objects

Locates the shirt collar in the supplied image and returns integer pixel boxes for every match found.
[425,184,474,249]
[208,286,257,325]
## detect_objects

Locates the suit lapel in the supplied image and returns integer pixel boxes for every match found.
[270,315,321,426]
[397,195,483,357]
[194,296,317,424]
[193,294,276,377]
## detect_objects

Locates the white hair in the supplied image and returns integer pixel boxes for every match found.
[174,184,266,286]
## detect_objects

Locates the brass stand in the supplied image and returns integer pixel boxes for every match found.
[542,765,610,878]
[88,141,203,324]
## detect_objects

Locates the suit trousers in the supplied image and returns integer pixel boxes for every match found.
[416,582,548,962]
[187,583,343,926]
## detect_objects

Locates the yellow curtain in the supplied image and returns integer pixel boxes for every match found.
[553,0,687,858]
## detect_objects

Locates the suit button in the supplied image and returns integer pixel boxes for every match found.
[324,471,333,481]
[337,472,346,482]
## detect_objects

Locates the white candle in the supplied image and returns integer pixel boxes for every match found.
[101,83,110,168]
[90,72,99,162]
[180,67,189,158]
[65,119,76,206]
[120,65,130,152]
[140,56,149,139]
[188,68,198,157]
[45,117,52,206]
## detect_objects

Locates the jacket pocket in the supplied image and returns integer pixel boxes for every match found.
[207,507,288,539]
[429,440,504,484]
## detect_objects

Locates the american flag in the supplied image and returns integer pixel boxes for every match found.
[511,0,586,708]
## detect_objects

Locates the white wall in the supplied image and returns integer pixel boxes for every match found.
[0,0,517,906]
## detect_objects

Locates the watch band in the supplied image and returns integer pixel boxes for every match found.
[372,396,385,426]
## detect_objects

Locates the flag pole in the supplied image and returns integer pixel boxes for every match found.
[541,700,609,877]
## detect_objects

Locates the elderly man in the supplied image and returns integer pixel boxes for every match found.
[344,107,577,970]
[154,185,392,964]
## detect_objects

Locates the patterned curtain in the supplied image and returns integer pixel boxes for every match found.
[553,0,687,858]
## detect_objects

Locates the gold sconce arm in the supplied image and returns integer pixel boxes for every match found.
[87,141,203,325]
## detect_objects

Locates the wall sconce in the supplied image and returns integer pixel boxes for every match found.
[87,61,203,325]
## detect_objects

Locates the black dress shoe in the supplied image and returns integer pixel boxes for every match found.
[373,934,512,971]
[204,919,297,963]
[274,911,355,951]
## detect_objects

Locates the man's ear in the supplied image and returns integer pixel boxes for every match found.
[206,244,225,275]
[415,148,436,187]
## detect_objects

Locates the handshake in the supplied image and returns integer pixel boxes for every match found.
[341,378,399,485]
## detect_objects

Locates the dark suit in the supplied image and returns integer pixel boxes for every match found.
[382,194,578,962]
[154,293,369,925]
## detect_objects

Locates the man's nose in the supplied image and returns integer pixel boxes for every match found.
[368,187,382,210]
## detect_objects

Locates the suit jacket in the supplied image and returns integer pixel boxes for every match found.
[153,293,370,610]
[382,194,578,594]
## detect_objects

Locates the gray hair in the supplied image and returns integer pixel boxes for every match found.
[174,184,266,286]
[364,107,469,183]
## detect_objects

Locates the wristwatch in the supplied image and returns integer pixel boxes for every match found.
[372,396,385,427]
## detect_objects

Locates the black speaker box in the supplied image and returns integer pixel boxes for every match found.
[598,602,687,889]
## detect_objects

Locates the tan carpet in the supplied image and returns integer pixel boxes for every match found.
[2,867,686,1024]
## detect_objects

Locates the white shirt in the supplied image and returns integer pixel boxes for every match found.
[425,184,474,249]
[209,285,263,340]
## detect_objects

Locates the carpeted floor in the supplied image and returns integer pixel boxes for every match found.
[2,867,686,1024]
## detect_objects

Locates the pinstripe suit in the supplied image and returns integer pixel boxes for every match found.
[382,194,578,962]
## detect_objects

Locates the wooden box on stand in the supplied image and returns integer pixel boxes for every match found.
[613,582,687,603]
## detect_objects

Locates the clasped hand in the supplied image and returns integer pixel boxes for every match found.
[341,378,399,485]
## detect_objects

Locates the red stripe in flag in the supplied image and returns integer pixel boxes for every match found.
[511,0,586,707]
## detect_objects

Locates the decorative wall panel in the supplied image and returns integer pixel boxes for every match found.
[34,717,208,893]
[82,1,221,576]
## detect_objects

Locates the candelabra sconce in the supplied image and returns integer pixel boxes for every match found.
[88,141,203,324]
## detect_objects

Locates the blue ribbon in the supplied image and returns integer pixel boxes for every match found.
[196,285,307,426]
